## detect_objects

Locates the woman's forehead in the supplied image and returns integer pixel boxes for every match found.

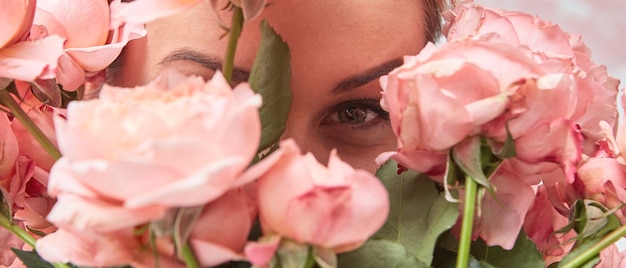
[139,0,426,85]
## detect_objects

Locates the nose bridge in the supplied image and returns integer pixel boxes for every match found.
[280,118,330,165]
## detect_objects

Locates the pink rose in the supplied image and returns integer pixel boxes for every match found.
[445,1,620,155]
[46,70,262,232]
[254,139,389,254]
[31,0,146,91]
[377,38,581,179]
[0,0,36,49]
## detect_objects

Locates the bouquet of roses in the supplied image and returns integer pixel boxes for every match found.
[0,0,625,267]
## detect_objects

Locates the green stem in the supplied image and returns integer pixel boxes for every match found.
[560,223,626,268]
[456,175,478,268]
[222,6,244,85]
[52,263,71,268]
[0,88,61,160]
[0,214,71,268]
[182,242,200,268]
[0,213,36,248]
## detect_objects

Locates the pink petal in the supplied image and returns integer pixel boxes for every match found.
[46,194,166,232]
[65,22,146,72]
[0,114,18,176]
[35,0,110,48]
[477,169,535,250]
[244,235,281,266]
[515,119,583,184]
[189,189,254,266]
[400,75,473,151]
[0,228,24,266]
[523,186,574,263]
[36,228,139,267]
[55,53,85,91]
[0,0,36,48]
[0,35,65,81]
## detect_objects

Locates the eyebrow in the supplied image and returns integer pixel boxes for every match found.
[331,58,404,95]
[159,49,251,83]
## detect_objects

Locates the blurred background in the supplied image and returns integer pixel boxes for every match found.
[476,0,626,89]
[476,0,626,250]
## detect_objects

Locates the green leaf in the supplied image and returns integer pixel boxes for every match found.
[557,236,603,268]
[432,247,495,268]
[451,137,494,192]
[555,200,621,267]
[469,231,545,268]
[374,160,459,265]
[495,124,516,159]
[10,248,55,268]
[172,206,203,257]
[337,239,428,268]
[248,20,292,154]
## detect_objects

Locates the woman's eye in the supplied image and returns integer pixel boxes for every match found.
[319,99,392,148]
[335,106,378,124]
[321,99,389,127]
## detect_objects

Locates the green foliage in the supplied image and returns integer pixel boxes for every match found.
[11,248,54,268]
[248,20,292,154]
[469,231,545,267]
[495,125,516,159]
[337,239,428,268]
[555,200,621,267]
[370,160,459,266]
[451,137,494,193]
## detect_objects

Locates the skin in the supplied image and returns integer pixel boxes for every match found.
[113,0,428,173]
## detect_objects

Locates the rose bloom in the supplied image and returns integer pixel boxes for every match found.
[445,0,620,155]
[0,0,64,84]
[0,90,58,266]
[31,0,146,92]
[377,37,581,181]
[252,139,389,254]
[37,188,256,267]
[45,70,262,232]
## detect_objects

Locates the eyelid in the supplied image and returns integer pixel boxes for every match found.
[159,49,251,83]
[321,98,390,124]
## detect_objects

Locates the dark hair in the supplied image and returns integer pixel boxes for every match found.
[424,0,449,42]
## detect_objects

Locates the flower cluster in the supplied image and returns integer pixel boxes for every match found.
[377,0,624,265]
[0,0,625,267]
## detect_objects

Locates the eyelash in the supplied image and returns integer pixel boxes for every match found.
[321,99,390,129]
